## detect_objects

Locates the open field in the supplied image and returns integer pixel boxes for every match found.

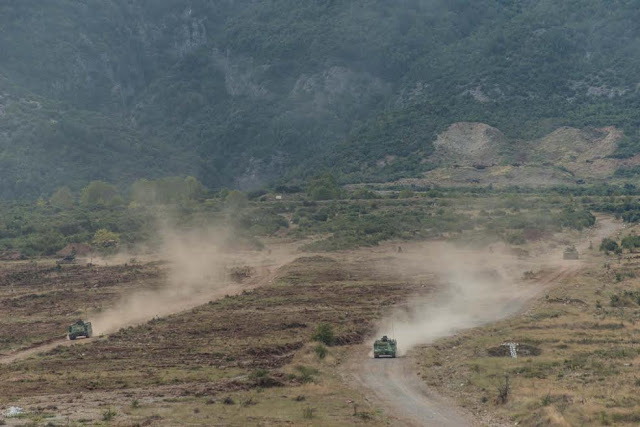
[0,190,632,426]
[414,221,640,426]
[0,244,441,425]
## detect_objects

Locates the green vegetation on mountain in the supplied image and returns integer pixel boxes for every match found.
[2,1,640,198]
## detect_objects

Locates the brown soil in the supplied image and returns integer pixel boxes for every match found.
[0,247,434,425]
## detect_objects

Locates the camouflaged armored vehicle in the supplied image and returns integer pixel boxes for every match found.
[57,252,76,265]
[373,335,397,358]
[563,245,579,260]
[68,320,93,340]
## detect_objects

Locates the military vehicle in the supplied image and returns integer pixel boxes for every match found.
[563,245,579,260]
[373,335,397,358]
[57,252,76,265]
[67,320,93,340]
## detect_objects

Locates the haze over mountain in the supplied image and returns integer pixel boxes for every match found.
[2,0,640,198]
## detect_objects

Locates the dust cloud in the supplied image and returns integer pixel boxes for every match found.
[91,224,270,335]
[373,243,548,356]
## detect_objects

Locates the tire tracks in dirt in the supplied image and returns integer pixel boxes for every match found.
[342,216,621,427]
[0,336,95,365]
[343,265,577,427]
[0,253,295,366]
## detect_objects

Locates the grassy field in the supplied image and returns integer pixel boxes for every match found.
[415,223,640,425]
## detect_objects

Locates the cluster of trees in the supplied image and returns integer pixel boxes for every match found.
[600,238,620,254]
[600,234,640,255]
[47,176,207,210]
[306,174,344,201]
[130,177,205,206]
[594,199,640,223]
[622,235,640,252]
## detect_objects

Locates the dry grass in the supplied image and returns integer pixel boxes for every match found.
[416,224,640,425]
[0,253,426,425]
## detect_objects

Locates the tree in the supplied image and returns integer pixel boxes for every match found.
[50,186,74,209]
[130,176,206,205]
[130,179,156,205]
[81,181,119,207]
[22,230,65,256]
[307,174,342,201]
[621,234,640,252]
[600,238,619,254]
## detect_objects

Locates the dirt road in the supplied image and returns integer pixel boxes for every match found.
[347,266,579,427]
[345,216,621,427]
[349,351,476,426]
[0,336,94,365]
[0,247,297,365]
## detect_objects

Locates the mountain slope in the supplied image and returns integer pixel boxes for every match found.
[2,1,640,197]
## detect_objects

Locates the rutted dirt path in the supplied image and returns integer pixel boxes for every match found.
[0,250,296,366]
[0,337,94,365]
[343,216,621,427]
[345,266,580,427]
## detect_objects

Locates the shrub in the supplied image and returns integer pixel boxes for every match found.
[81,181,119,207]
[307,174,342,200]
[302,407,314,419]
[295,365,318,384]
[496,374,510,404]
[600,238,619,253]
[250,369,269,379]
[311,323,335,345]
[505,231,526,245]
[610,294,622,306]
[621,234,640,251]
[398,189,414,199]
[50,186,74,209]
[313,344,328,359]
[102,408,117,421]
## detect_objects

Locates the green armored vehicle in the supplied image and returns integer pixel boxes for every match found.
[563,245,579,260]
[68,320,93,340]
[373,335,397,358]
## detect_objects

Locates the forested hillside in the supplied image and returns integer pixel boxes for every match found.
[2,0,640,198]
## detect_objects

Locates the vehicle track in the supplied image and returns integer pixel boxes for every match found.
[0,336,94,365]
[0,252,295,365]
[344,216,621,427]
[346,265,578,427]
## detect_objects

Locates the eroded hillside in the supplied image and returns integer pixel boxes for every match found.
[389,123,640,187]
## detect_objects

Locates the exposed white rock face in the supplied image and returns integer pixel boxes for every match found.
[433,122,508,165]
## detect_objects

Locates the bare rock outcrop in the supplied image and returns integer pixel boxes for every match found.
[433,122,508,166]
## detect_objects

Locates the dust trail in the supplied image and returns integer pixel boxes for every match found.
[91,224,279,335]
[373,242,555,355]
